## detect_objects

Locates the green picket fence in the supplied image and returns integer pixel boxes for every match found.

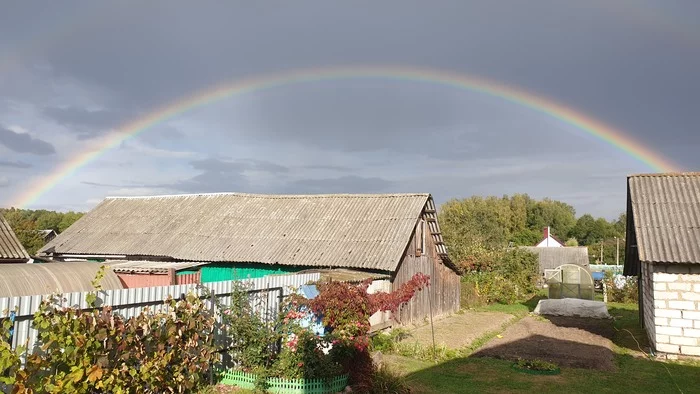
[220,370,349,394]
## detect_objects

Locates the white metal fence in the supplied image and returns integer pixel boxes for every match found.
[0,273,320,357]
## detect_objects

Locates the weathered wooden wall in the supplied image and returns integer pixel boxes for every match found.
[392,217,460,325]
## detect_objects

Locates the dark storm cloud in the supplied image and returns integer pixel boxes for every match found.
[285,175,393,194]
[0,127,55,155]
[189,158,289,174]
[0,160,31,168]
[42,106,129,139]
[22,0,696,169]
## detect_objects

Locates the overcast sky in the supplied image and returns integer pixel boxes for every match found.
[0,1,698,219]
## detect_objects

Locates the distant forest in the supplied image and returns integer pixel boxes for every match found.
[438,194,626,266]
[3,194,626,264]
[1,208,84,255]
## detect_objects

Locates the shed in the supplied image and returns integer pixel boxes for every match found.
[39,229,58,243]
[39,192,461,327]
[624,173,700,358]
[520,246,590,275]
[0,262,124,298]
[104,260,207,287]
[0,214,30,264]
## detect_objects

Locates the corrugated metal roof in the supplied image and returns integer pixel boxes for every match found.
[40,192,450,272]
[520,246,590,274]
[105,260,208,274]
[628,173,700,264]
[0,262,124,297]
[0,214,30,261]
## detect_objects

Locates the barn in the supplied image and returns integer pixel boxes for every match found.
[39,192,462,327]
[624,173,700,359]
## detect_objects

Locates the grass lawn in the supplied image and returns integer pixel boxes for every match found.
[385,299,700,394]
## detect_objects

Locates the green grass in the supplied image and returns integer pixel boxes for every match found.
[391,354,700,394]
[386,300,700,394]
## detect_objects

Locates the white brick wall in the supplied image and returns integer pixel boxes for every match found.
[651,263,700,357]
[670,336,699,346]
[681,346,700,356]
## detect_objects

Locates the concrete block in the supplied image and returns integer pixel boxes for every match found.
[695,284,700,292]
[668,300,695,310]
[681,311,700,320]
[670,319,694,328]
[680,274,700,283]
[684,328,700,338]
[670,336,699,346]
[667,265,691,274]
[696,320,700,329]
[668,282,692,291]
[680,346,700,356]
[654,282,668,291]
[682,292,700,301]
[655,317,669,326]
[657,326,683,336]
[656,309,682,318]
[654,300,667,309]
[656,343,680,354]
[655,273,679,282]
[656,334,670,344]
[654,291,679,300]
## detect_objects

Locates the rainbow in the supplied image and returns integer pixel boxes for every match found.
[11,65,681,208]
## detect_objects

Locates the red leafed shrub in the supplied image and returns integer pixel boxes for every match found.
[291,273,430,391]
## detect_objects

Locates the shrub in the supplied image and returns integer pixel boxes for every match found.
[290,273,430,392]
[603,271,638,303]
[370,328,410,353]
[0,310,22,391]
[461,248,539,305]
[13,291,218,394]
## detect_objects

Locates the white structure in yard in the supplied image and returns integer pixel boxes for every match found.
[625,173,700,359]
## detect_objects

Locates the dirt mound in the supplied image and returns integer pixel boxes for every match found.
[472,316,616,371]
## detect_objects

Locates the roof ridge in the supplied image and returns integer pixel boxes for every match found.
[105,192,432,200]
[628,172,700,178]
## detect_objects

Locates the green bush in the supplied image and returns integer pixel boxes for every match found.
[603,271,638,303]
[461,248,539,305]
[14,291,218,394]
[370,328,410,353]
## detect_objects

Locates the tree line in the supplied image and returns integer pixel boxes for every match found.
[0,208,84,255]
[438,194,626,267]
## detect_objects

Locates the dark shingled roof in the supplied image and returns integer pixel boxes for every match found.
[0,214,30,261]
[624,173,700,276]
[40,192,453,273]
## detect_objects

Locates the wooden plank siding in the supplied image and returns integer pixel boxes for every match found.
[392,215,460,325]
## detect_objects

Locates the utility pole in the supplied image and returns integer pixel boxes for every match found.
[616,237,620,266]
[600,241,604,264]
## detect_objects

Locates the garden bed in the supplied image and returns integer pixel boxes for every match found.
[220,370,349,394]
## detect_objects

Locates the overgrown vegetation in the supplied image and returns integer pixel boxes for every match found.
[439,194,627,266]
[459,247,539,305]
[603,271,639,303]
[0,208,84,255]
[2,292,217,393]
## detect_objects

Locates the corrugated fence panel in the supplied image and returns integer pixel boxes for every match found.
[0,273,319,357]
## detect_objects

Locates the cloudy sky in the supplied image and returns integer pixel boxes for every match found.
[0,1,698,219]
